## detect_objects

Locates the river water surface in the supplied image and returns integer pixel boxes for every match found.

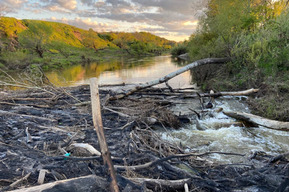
[45,55,289,163]
[45,55,193,88]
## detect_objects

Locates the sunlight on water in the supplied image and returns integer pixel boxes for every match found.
[45,55,192,88]
[160,97,289,163]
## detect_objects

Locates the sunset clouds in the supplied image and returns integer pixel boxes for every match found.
[2,0,207,41]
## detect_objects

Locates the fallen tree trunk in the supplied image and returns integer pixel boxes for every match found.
[198,88,259,98]
[223,111,289,131]
[110,58,230,100]
[8,175,108,192]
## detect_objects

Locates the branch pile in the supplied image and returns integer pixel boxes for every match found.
[0,59,288,191]
[0,84,287,192]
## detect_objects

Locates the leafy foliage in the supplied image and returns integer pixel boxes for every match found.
[187,0,289,120]
[0,17,174,66]
[171,42,188,57]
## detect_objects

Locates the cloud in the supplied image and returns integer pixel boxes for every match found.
[0,0,26,13]
[55,0,77,10]
[39,0,77,11]
[49,17,118,32]
[77,0,202,39]
[5,0,207,41]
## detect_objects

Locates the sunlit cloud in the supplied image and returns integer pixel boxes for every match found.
[183,21,199,26]
[5,0,208,41]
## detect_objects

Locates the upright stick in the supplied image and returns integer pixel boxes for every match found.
[90,78,119,192]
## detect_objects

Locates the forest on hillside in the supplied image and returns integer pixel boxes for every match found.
[0,17,174,69]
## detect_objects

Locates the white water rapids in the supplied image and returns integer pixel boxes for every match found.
[159,96,289,164]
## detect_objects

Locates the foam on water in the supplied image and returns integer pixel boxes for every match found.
[160,96,289,163]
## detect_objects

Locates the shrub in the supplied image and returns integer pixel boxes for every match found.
[171,43,188,57]
[0,50,31,69]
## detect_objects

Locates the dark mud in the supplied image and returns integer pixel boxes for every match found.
[0,85,288,192]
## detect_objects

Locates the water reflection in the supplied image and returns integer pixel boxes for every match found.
[45,55,194,88]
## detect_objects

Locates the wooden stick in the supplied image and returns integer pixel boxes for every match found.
[37,169,48,185]
[8,175,108,192]
[128,177,191,190]
[109,58,230,100]
[90,78,119,192]
[223,111,289,131]
[9,172,31,188]
[114,151,244,171]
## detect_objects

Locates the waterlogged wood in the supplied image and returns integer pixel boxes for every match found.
[223,111,289,131]
[90,78,119,192]
[128,178,191,190]
[110,58,230,100]
[8,175,108,192]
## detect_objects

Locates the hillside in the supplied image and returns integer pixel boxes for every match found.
[0,17,174,69]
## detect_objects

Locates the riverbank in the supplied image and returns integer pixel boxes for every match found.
[0,47,169,71]
[187,62,289,122]
[0,84,288,191]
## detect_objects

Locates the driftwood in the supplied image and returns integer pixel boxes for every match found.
[223,111,289,131]
[37,169,48,185]
[90,78,119,192]
[8,172,32,189]
[128,177,191,190]
[69,143,101,156]
[199,88,259,98]
[110,58,230,100]
[8,175,108,192]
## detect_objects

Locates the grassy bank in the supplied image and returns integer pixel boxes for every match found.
[0,46,130,70]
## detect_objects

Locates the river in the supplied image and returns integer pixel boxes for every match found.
[44,55,289,163]
[26,55,289,163]
[45,55,194,88]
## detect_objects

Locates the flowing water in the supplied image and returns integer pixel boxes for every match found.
[13,55,289,163]
[161,96,289,163]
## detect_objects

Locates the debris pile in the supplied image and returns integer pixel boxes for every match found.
[0,84,288,192]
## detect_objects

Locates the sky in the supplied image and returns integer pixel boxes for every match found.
[1,0,208,41]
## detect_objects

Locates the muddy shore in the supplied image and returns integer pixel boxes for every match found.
[0,84,288,192]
